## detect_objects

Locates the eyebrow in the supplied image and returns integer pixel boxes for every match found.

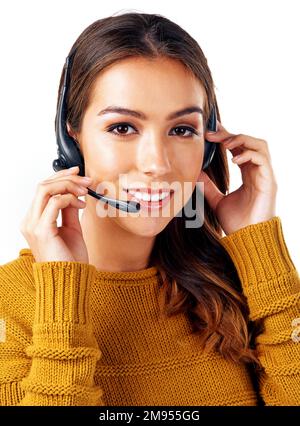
[97,105,203,120]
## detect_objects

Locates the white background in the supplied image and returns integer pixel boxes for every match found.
[0,0,299,270]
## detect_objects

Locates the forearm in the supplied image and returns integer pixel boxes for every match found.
[18,261,104,406]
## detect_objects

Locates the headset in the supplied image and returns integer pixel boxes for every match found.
[53,48,217,212]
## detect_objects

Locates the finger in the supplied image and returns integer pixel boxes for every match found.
[61,201,84,232]
[224,135,270,158]
[37,193,85,237]
[197,170,225,212]
[232,149,267,167]
[47,165,80,180]
[43,174,93,186]
[29,180,88,226]
[205,120,236,143]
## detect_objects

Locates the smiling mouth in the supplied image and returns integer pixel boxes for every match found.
[124,189,175,211]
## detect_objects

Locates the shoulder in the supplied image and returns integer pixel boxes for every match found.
[0,248,35,331]
[0,248,35,294]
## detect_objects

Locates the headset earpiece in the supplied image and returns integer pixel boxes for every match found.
[53,48,85,177]
[202,104,217,170]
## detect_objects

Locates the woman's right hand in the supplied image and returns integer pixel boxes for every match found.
[20,166,92,263]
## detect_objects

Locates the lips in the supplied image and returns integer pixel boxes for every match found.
[125,190,174,211]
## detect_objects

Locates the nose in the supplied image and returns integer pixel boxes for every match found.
[137,134,172,177]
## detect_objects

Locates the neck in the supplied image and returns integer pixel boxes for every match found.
[80,203,156,273]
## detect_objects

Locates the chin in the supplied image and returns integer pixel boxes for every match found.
[118,216,172,238]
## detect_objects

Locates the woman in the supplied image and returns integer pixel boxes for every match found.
[0,12,299,406]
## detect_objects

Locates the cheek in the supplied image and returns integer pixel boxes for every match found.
[83,135,129,180]
[78,118,124,173]
[175,145,203,182]
[172,147,204,209]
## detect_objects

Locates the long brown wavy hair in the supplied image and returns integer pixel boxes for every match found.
[55,11,264,374]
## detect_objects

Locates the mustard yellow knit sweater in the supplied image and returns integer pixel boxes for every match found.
[0,216,299,406]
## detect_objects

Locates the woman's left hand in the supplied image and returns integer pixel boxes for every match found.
[197,120,278,236]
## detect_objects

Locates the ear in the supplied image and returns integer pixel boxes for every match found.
[66,121,78,142]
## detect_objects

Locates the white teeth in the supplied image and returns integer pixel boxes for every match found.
[136,192,150,201]
[128,191,170,202]
[150,193,161,202]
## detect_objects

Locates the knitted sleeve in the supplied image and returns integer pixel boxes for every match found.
[219,216,300,406]
[0,261,104,406]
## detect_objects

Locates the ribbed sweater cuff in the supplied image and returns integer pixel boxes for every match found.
[32,261,96,325]
[219,216,296,286]
[219,217,299,320]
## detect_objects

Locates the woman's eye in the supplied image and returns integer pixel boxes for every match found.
[106,123,199,139]
[170,126,198,138]
[107,123,137,137]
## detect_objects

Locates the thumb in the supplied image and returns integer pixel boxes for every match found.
[196,171,225,211]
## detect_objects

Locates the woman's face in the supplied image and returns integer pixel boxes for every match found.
[73,56,206,237]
